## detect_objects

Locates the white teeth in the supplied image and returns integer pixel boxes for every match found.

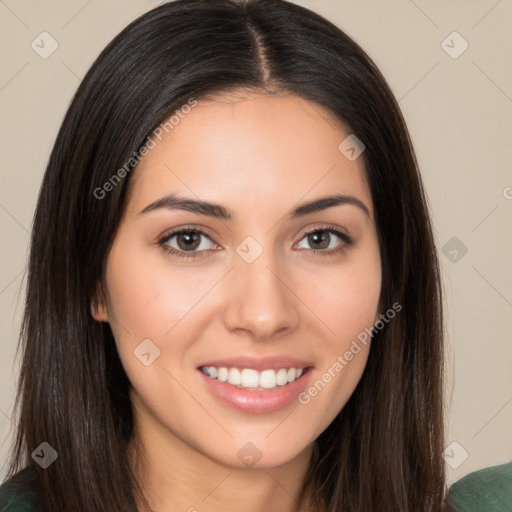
[276,368,288,386]
[228,368,241,385]
[217,367,228,382]
[200,365,307,390]
[240,369,259,388]
[260,369,277,388]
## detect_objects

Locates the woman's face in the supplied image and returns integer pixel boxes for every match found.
[95,91,382,469]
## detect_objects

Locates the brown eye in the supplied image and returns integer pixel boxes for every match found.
[306,231,331,250]
[175,231,201,251]
[295,226,353,256]
[159,228,217,260]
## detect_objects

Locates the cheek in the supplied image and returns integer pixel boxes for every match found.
[104,244,219,339]
[297,245,381,413]
[102,246,212,399]
[103,242,228,394]
[304,248,382,347]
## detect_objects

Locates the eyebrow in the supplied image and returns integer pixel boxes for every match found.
[137,193,370,220]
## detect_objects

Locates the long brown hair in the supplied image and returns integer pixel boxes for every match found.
[6,0,449,510]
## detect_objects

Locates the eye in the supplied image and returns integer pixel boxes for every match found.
[157,224,353,260]
[158,227,218,260]
[295,225,353,256]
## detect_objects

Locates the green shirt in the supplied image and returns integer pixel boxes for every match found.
[0,469,41,512]
[449,460,512,511]
[0,492,37,512]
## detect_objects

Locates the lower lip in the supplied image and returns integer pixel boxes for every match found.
[197,368,314,414]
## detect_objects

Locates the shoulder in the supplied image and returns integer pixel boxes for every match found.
[0,468,42,512]
[449,460,512,512]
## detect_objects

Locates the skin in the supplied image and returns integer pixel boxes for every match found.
[93,90,382,512]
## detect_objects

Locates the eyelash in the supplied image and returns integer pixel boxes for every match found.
[157,224,353,260]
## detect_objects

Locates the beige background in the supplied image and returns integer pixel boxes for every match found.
[0,0,511,487]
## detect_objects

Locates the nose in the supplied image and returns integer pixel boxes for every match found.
[221,248,300,341]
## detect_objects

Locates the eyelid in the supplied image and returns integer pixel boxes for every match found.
[157,223,351,244]
[158,225,218,248]
[158,224,217,242]
[157,222,353,259]
[295,223,352,243]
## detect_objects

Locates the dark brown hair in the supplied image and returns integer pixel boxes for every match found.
[5,0,449,510]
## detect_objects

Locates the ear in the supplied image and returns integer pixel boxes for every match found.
[91,282,109,322]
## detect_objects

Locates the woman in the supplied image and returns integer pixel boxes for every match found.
[0,0,449,510]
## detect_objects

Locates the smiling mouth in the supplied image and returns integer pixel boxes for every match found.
[198,365,310,391]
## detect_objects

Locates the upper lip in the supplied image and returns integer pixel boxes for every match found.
[197,355,314,372]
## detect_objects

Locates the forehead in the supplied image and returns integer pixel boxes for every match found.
[127,91,373,217]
